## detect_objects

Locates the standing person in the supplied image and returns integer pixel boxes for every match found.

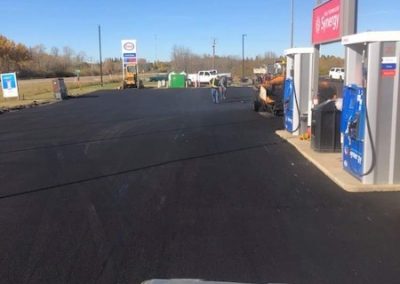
[219,76,227,100]
[210,75,220,104]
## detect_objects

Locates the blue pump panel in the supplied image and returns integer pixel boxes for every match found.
[341,85,366,179]
[284,78,294,132]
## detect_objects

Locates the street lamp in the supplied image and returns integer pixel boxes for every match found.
[242,34,247,79]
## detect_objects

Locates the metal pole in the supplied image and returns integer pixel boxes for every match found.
[242,34,246,79]
[155,34,158,65]
[355,0,358,33]
[290,0,294,48]
[122,56,125,85]
[212,38,216,70]
[98,25,103,87]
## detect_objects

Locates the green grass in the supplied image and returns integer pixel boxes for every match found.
[0,78,121,109]
[0,73,220,109]
[67,82,120,97]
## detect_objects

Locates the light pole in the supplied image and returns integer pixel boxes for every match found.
[290,0,294,48]
[154,34,158,65]
[242,34,247,79]
[98,25,103,87]
[212,38,216,70]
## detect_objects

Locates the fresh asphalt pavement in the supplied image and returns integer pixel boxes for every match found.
[0,87,399,284]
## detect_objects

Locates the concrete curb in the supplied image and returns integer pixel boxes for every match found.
[275,130,400,193]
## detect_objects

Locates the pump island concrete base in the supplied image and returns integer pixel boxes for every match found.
[276,130,400,193]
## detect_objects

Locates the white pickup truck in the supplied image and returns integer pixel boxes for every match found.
[329,67,345,80]
[187,70,232,86]
[187,70,217,86]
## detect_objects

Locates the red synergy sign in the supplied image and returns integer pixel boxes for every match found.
[312,0,342,44]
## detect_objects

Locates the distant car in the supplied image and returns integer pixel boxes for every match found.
[149,73,168,82]
[329,67,345,81]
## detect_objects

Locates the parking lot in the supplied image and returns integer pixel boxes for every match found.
[0,87,400,284]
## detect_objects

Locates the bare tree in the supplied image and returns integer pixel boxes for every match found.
[171,45,193,72]
[169,46,280,78]
[50,47,59,57]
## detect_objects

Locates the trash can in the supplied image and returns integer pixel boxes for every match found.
[52,78,68,100]
[311,100,341,152]
[169,74,186,88]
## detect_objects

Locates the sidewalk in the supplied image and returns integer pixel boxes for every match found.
[276,130,400,192]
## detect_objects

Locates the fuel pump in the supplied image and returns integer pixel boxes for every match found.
[341,84,368,176]
[341,31,400,184]
[283,48,314,136]
[283,75,301,133]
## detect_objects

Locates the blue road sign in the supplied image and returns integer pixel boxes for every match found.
[1,72,19,98]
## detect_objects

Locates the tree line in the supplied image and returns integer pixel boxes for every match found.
[319,55,345,75]
[0,34,122,78]
[169,45,344,77]
[170,45,279,78]
[0,34,344,79]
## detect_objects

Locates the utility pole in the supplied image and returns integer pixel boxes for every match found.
[212,38,216,70]
[98,25,103,87]
[242,34,247,79]
[155,34,158,65]
[290,0,294,48]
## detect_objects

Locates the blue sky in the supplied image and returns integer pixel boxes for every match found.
[1,0,399,62]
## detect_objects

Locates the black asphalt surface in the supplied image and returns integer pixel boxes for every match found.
[0,87,399,284]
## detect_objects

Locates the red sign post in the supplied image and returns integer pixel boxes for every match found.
[312,0,342,45]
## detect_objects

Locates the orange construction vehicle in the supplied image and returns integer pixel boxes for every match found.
[123,65,138,89]
[253,61,286,115]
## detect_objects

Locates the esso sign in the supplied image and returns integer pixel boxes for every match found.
[121,39,137,53]
[124,42,135,51]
